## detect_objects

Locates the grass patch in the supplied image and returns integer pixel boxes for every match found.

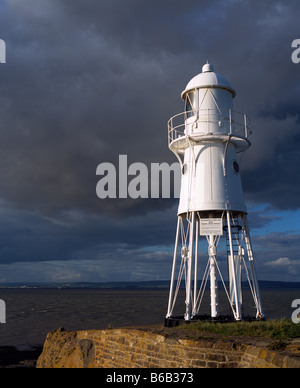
[184,319,300,340]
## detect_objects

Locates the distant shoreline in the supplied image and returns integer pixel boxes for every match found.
[0,280,300,290]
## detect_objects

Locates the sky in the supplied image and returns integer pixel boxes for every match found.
[0,0,299,283]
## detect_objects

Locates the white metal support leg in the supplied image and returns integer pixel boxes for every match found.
[194,219,199,310]
[209,235,219,318]
[242,215,264,319]
[185,212,195,321]
[166,217,181,318]
[227,211,242,321]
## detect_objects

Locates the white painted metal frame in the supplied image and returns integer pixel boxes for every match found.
[166,211,264,321]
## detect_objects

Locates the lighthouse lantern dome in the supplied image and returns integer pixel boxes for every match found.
[181,63,236,100]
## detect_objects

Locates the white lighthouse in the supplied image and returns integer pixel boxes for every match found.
[165,63,264,324]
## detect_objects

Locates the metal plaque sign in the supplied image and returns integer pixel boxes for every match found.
[200,218,223,236]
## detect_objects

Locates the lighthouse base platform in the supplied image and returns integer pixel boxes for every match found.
[164,315,265,328]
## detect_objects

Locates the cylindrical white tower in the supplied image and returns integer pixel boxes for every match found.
[166,64,264,324]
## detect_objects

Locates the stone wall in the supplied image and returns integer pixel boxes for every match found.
[37,327,300,369]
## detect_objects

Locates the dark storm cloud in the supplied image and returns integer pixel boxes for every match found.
[0,0,299,279]
[0,200,178,264]
[0,0,298,219]
[0,0,192,216]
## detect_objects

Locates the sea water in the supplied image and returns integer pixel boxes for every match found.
[0,288,298,348]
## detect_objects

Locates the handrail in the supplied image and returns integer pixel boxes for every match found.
[168,109,251,146]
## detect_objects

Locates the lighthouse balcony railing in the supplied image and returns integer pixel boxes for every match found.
[168,109,251,146]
